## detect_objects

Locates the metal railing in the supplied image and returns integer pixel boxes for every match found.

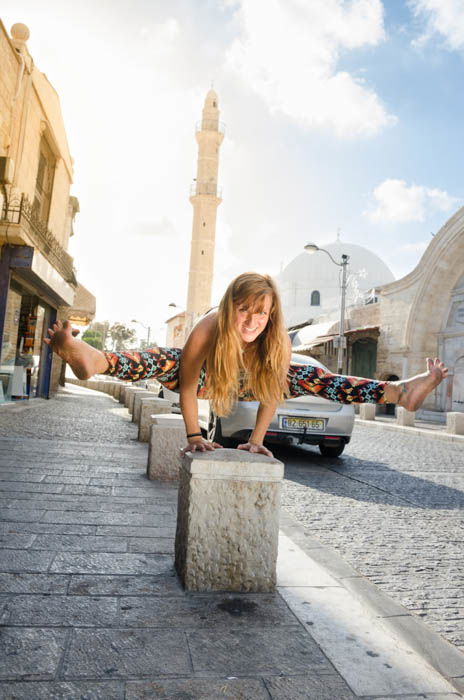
[195,119,225,135]
[1,194,77,285]
[189,182,223,197]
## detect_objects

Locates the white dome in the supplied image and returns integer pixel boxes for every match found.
[277,240,395,328]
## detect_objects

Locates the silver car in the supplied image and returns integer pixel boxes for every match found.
[161,353,354,458]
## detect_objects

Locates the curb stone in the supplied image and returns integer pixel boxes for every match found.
[355,417,464,444]
[279,509,464,695]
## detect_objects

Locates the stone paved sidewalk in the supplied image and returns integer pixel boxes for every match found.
[0,387,358,699]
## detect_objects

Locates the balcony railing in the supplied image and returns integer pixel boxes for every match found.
[189,182,223,197]
[195,119,225,135]
[1,194,77,285]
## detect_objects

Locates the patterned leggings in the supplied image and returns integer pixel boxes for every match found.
[103,347,387,404]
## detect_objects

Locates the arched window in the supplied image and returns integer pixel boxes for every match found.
[310,290,321,306]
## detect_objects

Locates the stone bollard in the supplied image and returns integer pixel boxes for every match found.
[132,392,160,424]
[124,386,144,411]
[147,380,160,393]
[138,398,173,442]
[147,422,185,480]
[112,383,122,401]
[103,381,114,394]
[128,388,149,415]
[152,414,184,427]
[96,380,105,393]
[175,449,284,592]
[446,412,464,435]
[359,404,376,420]
[396,406,415,426]
[119,384,130,404]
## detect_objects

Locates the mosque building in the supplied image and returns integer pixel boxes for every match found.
[277,234,395,329]
[277,235,396,384]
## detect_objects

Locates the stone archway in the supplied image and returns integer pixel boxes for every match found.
[405,209,464,361]
[401,208,464,410]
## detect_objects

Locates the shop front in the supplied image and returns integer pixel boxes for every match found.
[0,244,75,404]
[0,280,55,402]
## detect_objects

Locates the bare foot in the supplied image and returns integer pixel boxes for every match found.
[44,320,103,379]
[43,320,76,361]
[393,358,448,411]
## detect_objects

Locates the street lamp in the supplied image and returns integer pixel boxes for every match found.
[304,242,350,374]
[131,319,151,346]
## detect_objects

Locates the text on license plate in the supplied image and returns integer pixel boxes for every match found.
[280,416,326,431]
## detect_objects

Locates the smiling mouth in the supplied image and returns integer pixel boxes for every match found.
[243,326,257,332]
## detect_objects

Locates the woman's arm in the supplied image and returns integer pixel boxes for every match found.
[236,400,279,457]
[44,320,109,379]
[180,314,221,453]
[238,334,292,458]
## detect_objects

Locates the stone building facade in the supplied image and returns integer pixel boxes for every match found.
[0,21,95,403]
[374,207,464,412]
[292,208,464,413]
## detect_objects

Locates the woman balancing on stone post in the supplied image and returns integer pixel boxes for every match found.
[44,272,448,458]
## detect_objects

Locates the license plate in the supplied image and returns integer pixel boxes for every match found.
[280,416,326,431]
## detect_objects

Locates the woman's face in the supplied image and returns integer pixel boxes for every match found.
[234,294,272,345]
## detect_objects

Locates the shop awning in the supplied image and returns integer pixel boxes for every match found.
[291,320,339,351]
[344,325,379,335]
[291,322,380,352]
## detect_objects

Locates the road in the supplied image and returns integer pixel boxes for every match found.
[274,424,464,652]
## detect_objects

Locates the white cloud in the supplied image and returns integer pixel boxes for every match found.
[226,0,397,137]
[366,178,460,222]
[410,0,464,51]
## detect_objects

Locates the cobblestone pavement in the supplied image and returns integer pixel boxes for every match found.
[276,427,464,652]
[0,387,136,444]
[0,387,359,699]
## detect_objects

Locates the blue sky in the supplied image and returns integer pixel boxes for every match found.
[2,0,463,342]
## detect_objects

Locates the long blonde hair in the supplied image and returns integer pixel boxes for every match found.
[206,272,288,416]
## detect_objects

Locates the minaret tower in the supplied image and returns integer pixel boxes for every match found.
[185,89,224,334]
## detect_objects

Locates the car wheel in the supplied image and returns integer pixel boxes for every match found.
[319,442,345,458]
[208,412,233,447]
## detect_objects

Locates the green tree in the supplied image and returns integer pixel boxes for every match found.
[82,321,111,351]
[138,338,157,351]
[82,330,103,350]
[108,322,137,351]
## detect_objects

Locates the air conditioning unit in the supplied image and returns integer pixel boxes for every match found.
[0,157,14,184]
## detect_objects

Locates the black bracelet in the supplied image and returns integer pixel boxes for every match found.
[186,432,202,439]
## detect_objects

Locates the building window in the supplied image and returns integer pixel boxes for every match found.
[33,138,55,225]
[311,290,321,306]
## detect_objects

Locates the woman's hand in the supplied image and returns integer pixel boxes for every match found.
[181,436,222,455]
[237,441,273,458]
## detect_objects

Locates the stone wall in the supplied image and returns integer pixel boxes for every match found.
[0,22,21,161]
